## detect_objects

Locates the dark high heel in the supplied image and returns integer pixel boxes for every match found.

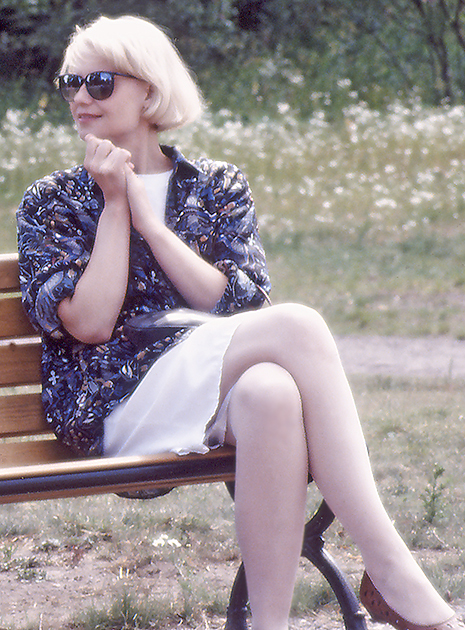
[360,571,465,630]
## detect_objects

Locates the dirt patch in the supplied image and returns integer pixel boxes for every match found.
[336,334,465,380]
[1,535,463,629]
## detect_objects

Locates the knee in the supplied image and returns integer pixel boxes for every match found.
[266,303,338,360]
[228,362,303,440]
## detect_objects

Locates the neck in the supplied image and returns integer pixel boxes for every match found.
[113,125,173,174]
[133,136,173,174]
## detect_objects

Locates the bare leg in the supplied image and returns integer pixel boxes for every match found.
[220,304,453,628]
[224,362,308,630]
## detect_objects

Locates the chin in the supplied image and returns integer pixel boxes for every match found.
[74,117,104,139]
[76,127,88,140]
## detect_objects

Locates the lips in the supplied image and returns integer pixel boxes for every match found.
[77,113,101,122]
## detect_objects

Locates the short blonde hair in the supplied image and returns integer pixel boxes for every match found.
[60,15,204,131]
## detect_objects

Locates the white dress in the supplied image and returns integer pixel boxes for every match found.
[103,312,251,457]
[103,172,248,457]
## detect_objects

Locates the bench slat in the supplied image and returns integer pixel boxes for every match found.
[0,296,36,338]
[0,437,75,468]
[0,393,46,437]
[0,341,42,387]
[0,446,236,477]
[0,253,20,292]
[0,447,237,504]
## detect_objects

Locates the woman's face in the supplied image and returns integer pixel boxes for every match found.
[66,55,151,145]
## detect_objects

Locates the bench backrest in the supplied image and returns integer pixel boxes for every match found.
[0,253,74,467]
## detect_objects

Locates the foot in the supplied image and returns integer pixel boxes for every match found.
[360,572,465,630]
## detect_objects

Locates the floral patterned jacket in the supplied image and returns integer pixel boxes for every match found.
[17,145,271,456]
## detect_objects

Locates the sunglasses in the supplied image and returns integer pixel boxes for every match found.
[57,71,138,102]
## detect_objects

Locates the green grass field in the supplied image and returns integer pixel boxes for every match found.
[1,105,464,629]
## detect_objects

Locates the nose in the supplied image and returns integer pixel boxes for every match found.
[72,82,92,104]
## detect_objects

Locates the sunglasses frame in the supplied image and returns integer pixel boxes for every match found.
[57,71,138,102]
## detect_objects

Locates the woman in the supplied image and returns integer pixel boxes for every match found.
[17,15,463,630]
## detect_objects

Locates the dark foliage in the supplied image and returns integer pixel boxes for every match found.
[2,0,465,119]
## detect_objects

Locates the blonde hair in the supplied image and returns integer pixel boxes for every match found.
[60,15,203,131]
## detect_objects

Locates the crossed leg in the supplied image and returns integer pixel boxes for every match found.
[219,304,453,630]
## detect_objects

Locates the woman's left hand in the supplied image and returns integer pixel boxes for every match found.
[125,165,164,238]
[125,165,228,311]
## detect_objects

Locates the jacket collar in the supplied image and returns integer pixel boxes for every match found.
[160,145,207,184]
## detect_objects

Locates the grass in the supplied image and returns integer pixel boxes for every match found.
[354,376,465,547]
[1,103,465,336]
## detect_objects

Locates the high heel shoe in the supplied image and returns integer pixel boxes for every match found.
[360,571,465,630]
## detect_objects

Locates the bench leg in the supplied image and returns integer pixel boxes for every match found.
[225,562,248,630]
[301,500,367,630]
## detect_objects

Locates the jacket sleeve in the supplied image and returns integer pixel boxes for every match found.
[204,163,271,314]
[16,172,96,339]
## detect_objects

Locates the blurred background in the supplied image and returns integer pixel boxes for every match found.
[2,1,465,337]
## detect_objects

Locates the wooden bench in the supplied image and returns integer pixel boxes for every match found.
[0,252,367,630]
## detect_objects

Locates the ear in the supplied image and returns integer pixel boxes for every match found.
[141,85,154,117]
[144,85,154,106]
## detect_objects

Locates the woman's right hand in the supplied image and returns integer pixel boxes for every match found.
[84,134,133,205]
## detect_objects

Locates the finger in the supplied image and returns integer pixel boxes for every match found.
[85,139,116,174]
[84,135,107,168]
[84,135,132,164]
[83,133,102,157]
[93,139,115,161]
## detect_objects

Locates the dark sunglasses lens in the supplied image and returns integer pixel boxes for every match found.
[86,72,115,100]
[59,75,83,102]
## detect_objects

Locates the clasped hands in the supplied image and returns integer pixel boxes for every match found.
[83,133,158,237]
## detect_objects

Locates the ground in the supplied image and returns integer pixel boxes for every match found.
[1,334,465,630]
[335,334,465,380]
[1,541,464,630]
